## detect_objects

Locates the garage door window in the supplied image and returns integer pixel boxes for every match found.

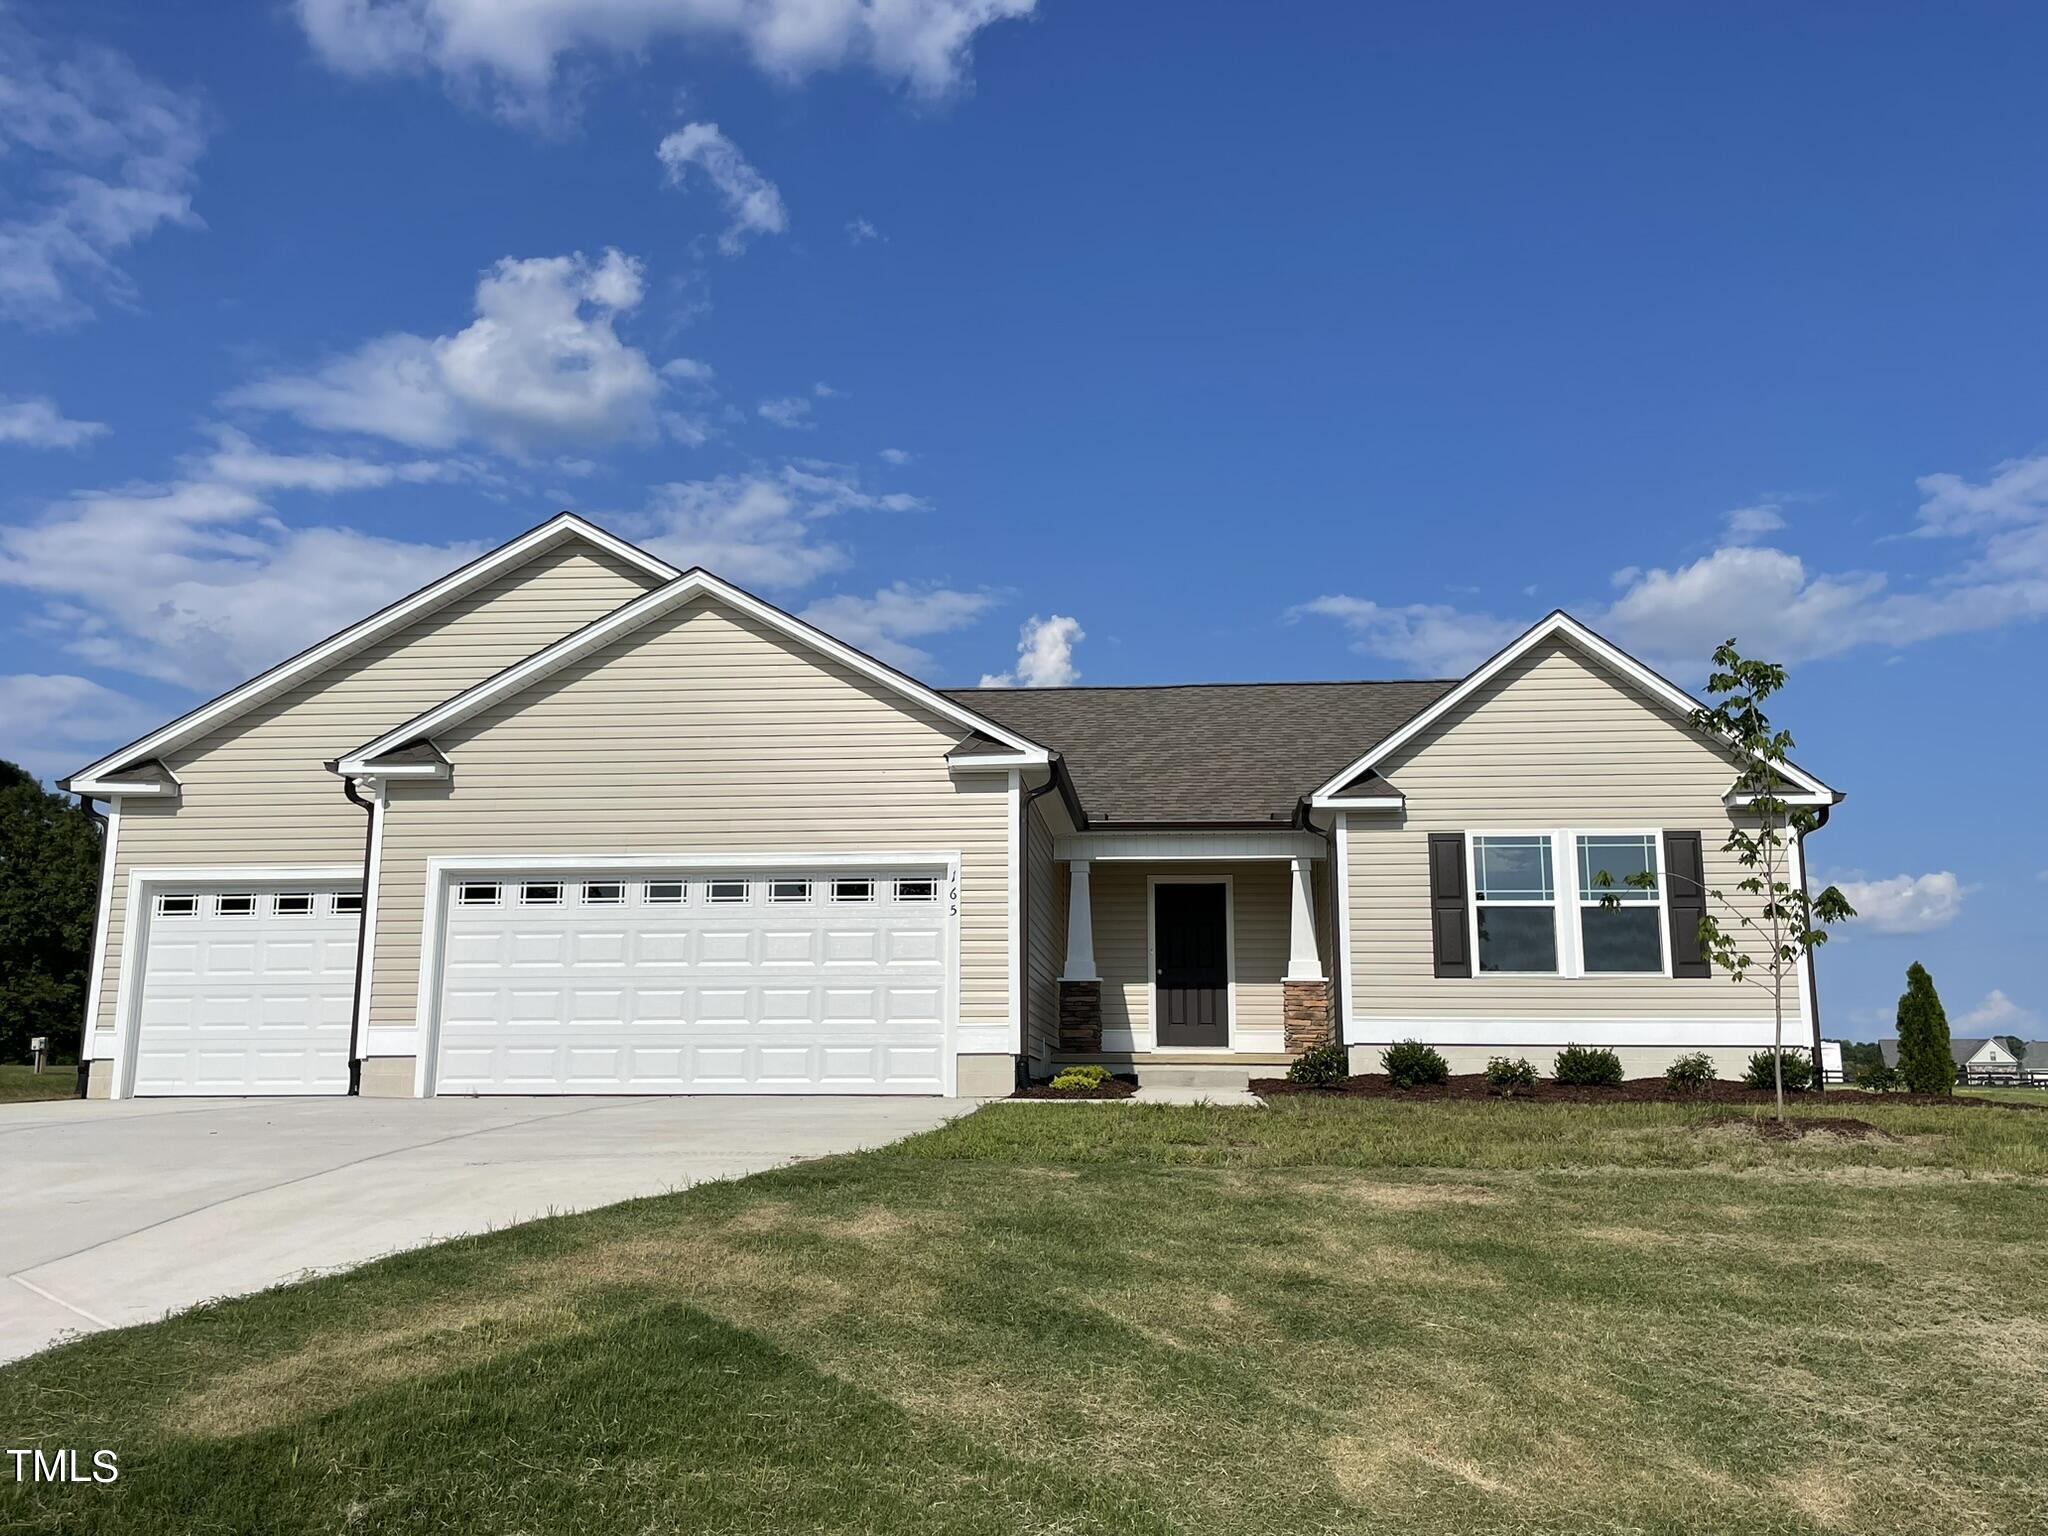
[216,893,257,917]
[332,892,364,915]
[895,877,938,902]
[769,878,812,903]
[831,878,875,903]
[646,880,685,904]
[520,881,564,906]
[708,879,748,904]
[582,880,625,905]
[156,892,199,918]
[457,882,501,906]
[274,892,315,917]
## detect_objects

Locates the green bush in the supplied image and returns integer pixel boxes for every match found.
[1552,1044,1624,1087]
[1742,1050,1814,1093]
[1286,1040,1350,1087]
[1484,1056,1538,1097]
[1046,1064,1111,1093]
[1896,962,1956,1095]
[1381,1039,1449,1088]
[1858,1062,1904,1093]
[1663,1052,1716,1094]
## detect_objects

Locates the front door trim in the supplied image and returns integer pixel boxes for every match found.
[1147,872,1235,1051]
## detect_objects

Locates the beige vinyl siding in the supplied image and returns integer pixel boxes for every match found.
[1022,803,1065,1062]
[1093,861,1290,1048]
[93,544,659,1033]
[1346,638,1786,1024]
[369,595,1014,1038]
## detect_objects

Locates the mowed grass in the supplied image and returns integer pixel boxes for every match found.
[0,1063,76,1103]
[4,1098,2046,1536]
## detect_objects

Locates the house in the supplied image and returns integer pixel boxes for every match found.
[62,512,1844,1101]
[1878,1037,2044,1077]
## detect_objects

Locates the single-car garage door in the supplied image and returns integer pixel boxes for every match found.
[133,885,362,1096]
[433,867,954,1095]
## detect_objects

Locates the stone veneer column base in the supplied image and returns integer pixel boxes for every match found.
[1058,980,1103,1052]
[1282,979,1333,1052]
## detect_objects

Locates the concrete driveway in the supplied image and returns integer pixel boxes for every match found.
[0,1095,964,1366]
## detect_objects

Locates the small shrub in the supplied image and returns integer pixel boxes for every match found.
[1286,1040,1350,1087]
[1484,1055,1538,1097]
[1047,1064,1111,1094]
[1663,1052,1717,1095]
[1381,1039,1449,1088]
[1552,1044,1624,1087]
[1743,1050,1814,1093]
[1858,1062,1904,1093]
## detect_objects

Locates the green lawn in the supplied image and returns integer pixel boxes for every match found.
[3,1097,2045,1535]
[0,1062,77,1103]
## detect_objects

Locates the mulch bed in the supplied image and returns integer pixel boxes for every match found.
[1248,1072,2048,1110]
[1011,1074,1140,1101]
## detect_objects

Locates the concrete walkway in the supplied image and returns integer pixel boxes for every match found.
[0,1095,964,1366]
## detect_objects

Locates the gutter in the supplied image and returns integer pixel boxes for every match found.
[75,794,107,1100]
[341,775,377,1096]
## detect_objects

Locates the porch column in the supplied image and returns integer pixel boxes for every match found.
[1058,859,1102,1051]
[1285,856,1324,981]
[1061,860,1098,982]
[1283,855,1334,1051]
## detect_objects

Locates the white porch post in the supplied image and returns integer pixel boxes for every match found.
[1285,855,1324,982]
[1061,859,1098,981]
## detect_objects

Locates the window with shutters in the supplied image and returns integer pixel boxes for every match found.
[1470,835,1559,973]
[1458,829,1683,980]
[1575,834,1666,974]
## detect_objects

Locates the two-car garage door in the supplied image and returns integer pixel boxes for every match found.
[432,867,954,1095]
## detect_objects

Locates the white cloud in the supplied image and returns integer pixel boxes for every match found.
[758,396,814,430]
[227,249,661,457]
[981,614,1082,687]
[197,426,479,492]
[0,396,108,449]
[1286,596,1523,676]
[878,447,912,466]
[294,0,1035,117]
[0,478,482,689]
[661,357,714,384]
[0,20,208,327]
[846,218,882,244]
[1958,989,2040,1034]
[0,673,157,781]
[799,583,994,670]
[1830,871,1966,935]
[1723,502,1786,542]
[657,123,788,256]
[630,463,924,590]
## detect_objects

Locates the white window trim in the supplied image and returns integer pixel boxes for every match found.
[1464,828,1672,981]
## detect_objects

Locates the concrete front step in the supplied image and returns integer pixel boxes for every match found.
[1048,1054,1288,1091]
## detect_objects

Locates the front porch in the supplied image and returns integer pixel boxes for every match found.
[1048,833,1335,1081]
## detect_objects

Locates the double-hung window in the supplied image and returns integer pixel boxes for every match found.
[1576,834,1665,974]
[1471,835,1558,973]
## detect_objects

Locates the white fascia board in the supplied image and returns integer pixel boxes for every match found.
[1307,611,1838,802]
[338,569,1053,774]
[947,753,1044,772]
[66,513,677,788]
[70,774,177,796]
[1308,794,1405,811]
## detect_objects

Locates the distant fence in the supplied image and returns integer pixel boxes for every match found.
[1959,1065,2048,1089]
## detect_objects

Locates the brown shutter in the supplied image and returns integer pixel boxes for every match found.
[1663,830,1709,978]
[1427,833,1471,978]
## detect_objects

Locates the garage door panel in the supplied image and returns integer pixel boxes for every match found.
[436,867,951,1095]
[132,884,359,1096]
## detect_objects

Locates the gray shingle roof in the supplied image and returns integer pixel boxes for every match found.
[941,680,1456,825]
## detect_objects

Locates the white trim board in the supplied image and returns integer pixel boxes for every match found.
[1307,610,1837,805]
[338,568,1052,775]
[106,865,365,1100]
[65,514,676,793]
[1346,1018,1813,1048]
[1055,830,1325,862]
[407,850,966,1098]
[80,799,121,1051]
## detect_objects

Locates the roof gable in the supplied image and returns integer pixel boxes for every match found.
[337,569,1051,774]
[65,513,675,794]
[1308,611,1838,806]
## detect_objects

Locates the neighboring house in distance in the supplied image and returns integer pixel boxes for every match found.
[62,513,1844,1101]
[1878,1038,2047,1077]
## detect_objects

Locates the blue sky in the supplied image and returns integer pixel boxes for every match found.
[2,2,2042,1042]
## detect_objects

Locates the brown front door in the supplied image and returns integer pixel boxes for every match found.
[1155,882,1229,1047]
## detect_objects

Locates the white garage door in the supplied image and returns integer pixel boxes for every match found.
[434,868,954,1095]
[133,885,362,1096]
